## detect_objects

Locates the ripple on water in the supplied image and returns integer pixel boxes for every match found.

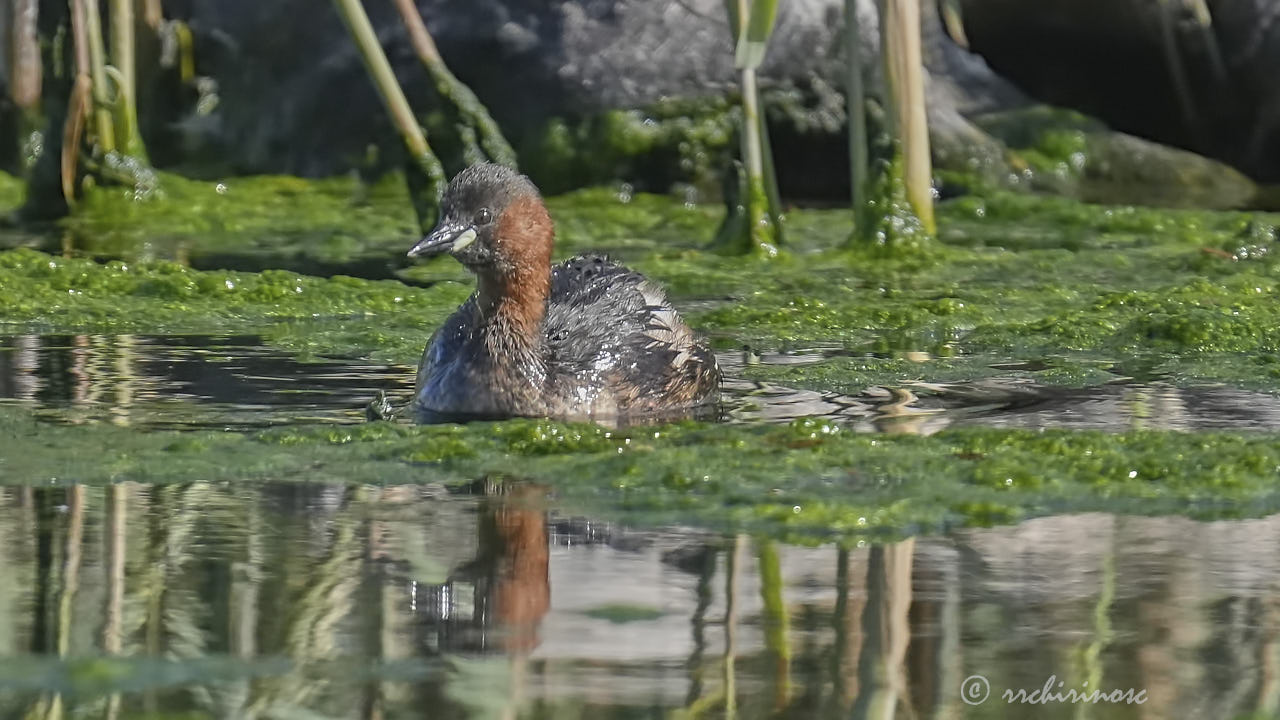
[4,334,1280,432]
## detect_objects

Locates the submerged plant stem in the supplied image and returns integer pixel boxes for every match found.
[758,540,792,708]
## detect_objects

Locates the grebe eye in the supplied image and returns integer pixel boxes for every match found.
[475,208,493,225]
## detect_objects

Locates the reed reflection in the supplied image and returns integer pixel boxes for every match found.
[2,487,1280,719]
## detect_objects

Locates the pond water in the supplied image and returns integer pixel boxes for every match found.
[1,483,1276,720]
[7,170,1280,720]
[0,335,413,430]
[5,334,1280,433]
[3,333,1278,718]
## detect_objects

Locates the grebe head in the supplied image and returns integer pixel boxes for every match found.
[407,163,553,278]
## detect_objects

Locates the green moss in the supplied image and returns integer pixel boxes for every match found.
[0,247,466,363]
[968,106,1257,209]
[6,178,1280,391]
[0,168,26,209]
[521,100,736,196]
[48,172,421,277]
[7,171,1280,539]
[6,404,1280,543]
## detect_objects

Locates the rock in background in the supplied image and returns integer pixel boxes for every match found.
[144,1,1018,193]
[957,0,1280,183]
[25,1,1279,205]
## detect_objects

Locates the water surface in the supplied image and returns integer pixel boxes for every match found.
[0,484,1274,719]
[5,334,1280,433]
[5,333,1280,719]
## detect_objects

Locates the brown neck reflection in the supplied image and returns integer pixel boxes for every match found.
[477,480,550,655]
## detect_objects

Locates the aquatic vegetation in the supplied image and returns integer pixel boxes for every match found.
[877,0,935,236]
[332,0,446,232]
[717,0,785,255]
[0,246,466,363]
[4,169,1280,541]
[392,0,516,168]
[5,403,1280,544]
[60,171,420,271]
[1,174,1280,392]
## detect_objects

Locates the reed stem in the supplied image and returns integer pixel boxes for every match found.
[83,0,117,152]
[110,0,147,159]
[11,0,42,110]
[714,0,782,254]
[390,0,516,167]
[70,0,91,77]
[880,0,934,234]
[845,0,869,241]
[142,0,163,29]
[331,0,445,229]
[740,63,769,243]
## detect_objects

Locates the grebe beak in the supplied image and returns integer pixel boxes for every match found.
[407,222,477,258]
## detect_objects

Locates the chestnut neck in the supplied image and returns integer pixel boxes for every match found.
[473,194,554,347]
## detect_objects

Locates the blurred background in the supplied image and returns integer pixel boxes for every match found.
[1,0,1273,206]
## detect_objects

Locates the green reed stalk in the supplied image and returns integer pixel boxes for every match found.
[83,0,117,152]
[714,0,783,254]
[391,0,516,167]
[110,0,147,159]
[331,0,445,231]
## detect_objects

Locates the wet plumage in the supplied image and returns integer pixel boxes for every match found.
[408,164,719,422]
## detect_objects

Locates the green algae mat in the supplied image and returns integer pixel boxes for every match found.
[4,173,1280,541]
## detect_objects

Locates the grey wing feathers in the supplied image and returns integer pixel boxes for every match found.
[550,254,645,305]
[546,255,718,409]
[545,255,647,356]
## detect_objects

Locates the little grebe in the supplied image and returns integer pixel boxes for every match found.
[407,163,720,421]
